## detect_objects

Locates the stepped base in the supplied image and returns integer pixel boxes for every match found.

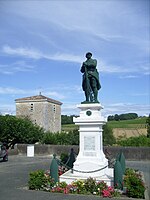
[60,168,114,186]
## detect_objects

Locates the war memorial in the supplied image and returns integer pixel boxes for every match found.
[60,52,114,185]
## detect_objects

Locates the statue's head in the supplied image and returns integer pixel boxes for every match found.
[86,52,92,59]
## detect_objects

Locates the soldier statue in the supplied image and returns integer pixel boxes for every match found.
[81,52,101,103]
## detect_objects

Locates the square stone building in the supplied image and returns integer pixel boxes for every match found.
[15,94,62,133]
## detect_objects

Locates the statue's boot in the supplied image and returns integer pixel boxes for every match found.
[81,92,90,104]
[93,89,99,103]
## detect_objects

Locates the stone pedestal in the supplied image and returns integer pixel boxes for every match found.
[60,103,114,186]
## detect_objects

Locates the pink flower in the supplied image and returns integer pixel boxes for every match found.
[102,189,111,197]
[64,188,69,194]
[108,186,114,192]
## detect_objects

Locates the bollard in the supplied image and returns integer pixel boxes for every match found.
[114,160,123,190]
[50,154,58,183]
[66,148,76,169]
[116,151,126,174]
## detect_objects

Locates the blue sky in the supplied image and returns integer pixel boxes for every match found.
[0,0,149,117]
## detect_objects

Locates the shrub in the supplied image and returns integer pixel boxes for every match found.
[117,135,150,147]
[103,124,116,146]
[41,130,79,145]
[28,170,55,190]
[124,168,146,199]
[60,152,69,164]
[84,177,97,194]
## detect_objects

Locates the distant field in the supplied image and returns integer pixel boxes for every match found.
[62,117,148,138]
[62,124,78,132]
[107,117,147,129]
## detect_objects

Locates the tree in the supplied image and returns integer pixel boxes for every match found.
[114,114,119,121]
[146,114,150,138]
[103,124,116,146]
[107,113,138,121]
[107,115,114,121]
[61,115,73,124]
[0,115,44,148]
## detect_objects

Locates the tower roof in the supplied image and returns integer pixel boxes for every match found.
[15,94,62,105]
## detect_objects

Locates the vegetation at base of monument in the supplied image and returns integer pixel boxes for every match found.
[28,170,55,190]
[0,115,44,148]
[28,172,120,197]
[41,129,79,145]
[116,135,150,146]
[60,152,69,164]
[107,113,138,121]
[124,168,146,199]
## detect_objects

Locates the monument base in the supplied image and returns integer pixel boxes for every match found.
[59,168,114,186]
[60,103,114,186]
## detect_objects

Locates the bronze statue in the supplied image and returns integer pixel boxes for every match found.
[81,52,101,103]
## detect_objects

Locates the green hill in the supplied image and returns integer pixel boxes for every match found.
[62,117,147,132]
[107,117,147,129]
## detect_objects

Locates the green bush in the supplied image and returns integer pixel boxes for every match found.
[28,170,54,190]
[60,152,69,164]
[124,168,146,199]
[103,124,116,146]
[41,129,79,145]
[117,135,150,147]
[84,177,97,194]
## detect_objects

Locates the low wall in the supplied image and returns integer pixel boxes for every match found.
[13,144,150,160]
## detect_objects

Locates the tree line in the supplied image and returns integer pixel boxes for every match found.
[61,113,139,124]
[61,115,78,124]
[107,113,138,121]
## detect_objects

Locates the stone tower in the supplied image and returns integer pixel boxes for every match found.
[15,94,62,133]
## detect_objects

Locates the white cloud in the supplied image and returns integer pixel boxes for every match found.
[62,104,78,116]
[2,45,82,63]
[103,102,150,117]
[0,87,27,95]
[0,60,36,74]
[119,75,139,79]
[2,45,43,59]
[2,45,149,75]
[44,91,65,100]
[2,0,149,50]
[0,104,16,115]
[0,86,70,102]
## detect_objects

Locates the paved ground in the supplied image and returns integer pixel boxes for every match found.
[0,155,149,200]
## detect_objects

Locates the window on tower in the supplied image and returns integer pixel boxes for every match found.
[30,103,33,111]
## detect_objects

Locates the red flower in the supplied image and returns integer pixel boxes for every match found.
[102,189,111,197]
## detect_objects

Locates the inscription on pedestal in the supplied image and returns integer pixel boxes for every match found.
[84,136,95,151]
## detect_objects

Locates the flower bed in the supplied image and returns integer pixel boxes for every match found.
[28,168,146,199]
[28,171,120,198]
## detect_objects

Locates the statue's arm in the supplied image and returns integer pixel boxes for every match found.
[80,62,86,73]
[93,59,97,67]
